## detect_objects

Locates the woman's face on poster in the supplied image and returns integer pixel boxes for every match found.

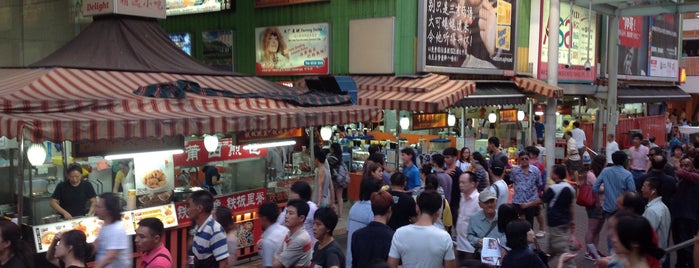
[265,34,279,53]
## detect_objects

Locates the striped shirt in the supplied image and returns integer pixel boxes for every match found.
[192,215,230,262]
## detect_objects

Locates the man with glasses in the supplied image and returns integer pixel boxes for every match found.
[510,151,542,227]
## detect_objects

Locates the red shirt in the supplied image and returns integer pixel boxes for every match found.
[140,243,173,268]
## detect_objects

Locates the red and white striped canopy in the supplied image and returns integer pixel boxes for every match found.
[0,68,383,142]
[513,77,564,98]
[353,74,475,112]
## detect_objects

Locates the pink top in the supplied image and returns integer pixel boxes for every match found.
[140,243,173,268]
[628,145,649,171]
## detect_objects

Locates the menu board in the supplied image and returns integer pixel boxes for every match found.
[134,155,175,207]
[32,204,179,253]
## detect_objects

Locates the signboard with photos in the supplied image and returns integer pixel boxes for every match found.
[617,14,679,80]
[538,0,598,82]
[166,0,233,16]
[418,0,517,74]
[255,23,330,76]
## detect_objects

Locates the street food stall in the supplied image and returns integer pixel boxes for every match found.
[0,15,382,268]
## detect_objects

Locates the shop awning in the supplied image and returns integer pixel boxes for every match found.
[353,74,476,112]
[0,68,383,142]
[453,81,526,107]
[514,77,564,98]
[617,86,691,104]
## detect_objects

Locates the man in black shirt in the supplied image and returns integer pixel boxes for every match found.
[636,154,676,207]
[50,164,97,219]
[386,173,417,231]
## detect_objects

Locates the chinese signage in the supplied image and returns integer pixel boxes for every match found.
[202,30,235,72]
[618,16,649,76]
[172,138,269,166]
[619,16,643,48]
[175,189,267,225]
[255,23,330,76]
[169,32,192,56]
[166,0,232,16]
[538,0,597,82]
[412,113,448,130]
[33,204,177,253]
[81,0,166,19]
[418,0,516,74]
[499,109,517,122]
[649,14,679,78]
[254,0,328,8]
[239,128,303,143]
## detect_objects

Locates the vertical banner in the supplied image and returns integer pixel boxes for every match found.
[618,16,649,76]
[202,30,235,72]
[649,14,679,78]
[418,0,516,74]
[538,0,597,82]
[255,23,330,76]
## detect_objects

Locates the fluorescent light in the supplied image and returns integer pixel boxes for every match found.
[242,140,296,150]
[105,149,184,160]
[535,111,544,116]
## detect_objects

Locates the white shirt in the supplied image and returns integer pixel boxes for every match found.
[606,141,620,164]
[571,128,586,149]
[643,197,671,249]
[389,224,456,268]
[260,223,289,267]
[456,190,482,253]
[488,180,509,209]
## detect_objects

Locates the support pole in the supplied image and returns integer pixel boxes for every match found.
[17,127,25,225]
[545,0,560,182]
[606,16,619,138]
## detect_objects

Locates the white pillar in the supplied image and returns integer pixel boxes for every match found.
[606,16,619,138]
[545,0,560,181]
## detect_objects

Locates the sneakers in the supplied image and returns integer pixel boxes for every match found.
[535,231,546,238]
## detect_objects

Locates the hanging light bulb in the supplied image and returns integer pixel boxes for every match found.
[27,143,47,166]
[488,112,497,123]
[320,126,333,141]
[447,113,456,127]
[203,134,219,152]
[400,115,410,130]
[517,110,525,121]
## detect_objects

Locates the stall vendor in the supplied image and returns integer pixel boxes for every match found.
[50,163,97,220]
[202,166,222,195]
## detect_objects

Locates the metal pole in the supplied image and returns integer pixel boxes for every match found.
[545,0,560,182]
[606,16,619,138]
[396,110,401,171]
[526,98,533,146]
[17,127,25,225]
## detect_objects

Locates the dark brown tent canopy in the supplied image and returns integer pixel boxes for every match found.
[30,15,233,76]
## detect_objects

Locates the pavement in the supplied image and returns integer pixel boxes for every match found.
[235,200,677,268]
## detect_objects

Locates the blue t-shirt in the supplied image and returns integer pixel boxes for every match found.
[403,164,421,191]
[534,122,545,139]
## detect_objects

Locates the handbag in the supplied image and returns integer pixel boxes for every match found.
[576,179,596,207]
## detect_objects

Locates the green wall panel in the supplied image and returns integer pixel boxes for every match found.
[161,0,416,78]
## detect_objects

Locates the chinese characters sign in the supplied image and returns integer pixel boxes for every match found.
[238,128,303,143]
[255,23,330,76]
[418,0,516,74]
[175,189,267,225]
[172,138,268,166]
[166,0,232,16]
[538,0,597,82]
[649,14,679,78]
[412,113,448,130]
[82,0,166,19]
[619,16,643,48]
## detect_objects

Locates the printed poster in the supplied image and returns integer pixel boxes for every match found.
[203,30,235,72]
[538,0,597,82]
[166,0,232,16]
[618,16,649,76]
[255,23,330,76]
[134,155,175,207]
[419,0,516,73]
[649,14,679,78]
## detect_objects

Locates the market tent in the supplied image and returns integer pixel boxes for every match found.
[352,74,476,113]
[454,81,526,107]
[0,68,382,142]
[616,86,690,104]
[513,77,564,98]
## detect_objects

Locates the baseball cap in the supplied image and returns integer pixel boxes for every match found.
[479,189,497,203]
[490,160,505,173]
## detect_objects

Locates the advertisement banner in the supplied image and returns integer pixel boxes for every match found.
[538,0,597,82]
[82,0,165,19]
[168,32,192,55]
[649,14,679,78]
[254,0,329,8]
[618,16,650,76]
[175,188,267,225]
[134,155,175,198]
[255,23,330,76]
[166,0,232,16]
[172,138,269,166]
[202,30,235,72]
[418,0,516,74]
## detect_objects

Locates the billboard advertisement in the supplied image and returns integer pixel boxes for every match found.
[166,0,233,16]
[202,30,235,72]
[538,0,597,83]
[649,14,679,78]
[618,16,649,76]
[418,0,517,74]
[255,23,330,76]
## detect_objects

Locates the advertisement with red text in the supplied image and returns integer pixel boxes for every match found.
[255,23,330,76]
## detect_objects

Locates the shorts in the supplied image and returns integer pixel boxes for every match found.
[586,206,603,219]
[566,159,581,175]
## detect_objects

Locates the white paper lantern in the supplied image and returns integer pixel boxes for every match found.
[203,135,219,152]
[27,143,47,166]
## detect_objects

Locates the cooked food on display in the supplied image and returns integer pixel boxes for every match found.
[142,169,167,188]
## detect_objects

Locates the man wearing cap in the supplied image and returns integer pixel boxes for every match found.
[525,165,576,268]
[466,190,502,264]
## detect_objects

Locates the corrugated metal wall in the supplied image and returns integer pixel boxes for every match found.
[160,0,416,78]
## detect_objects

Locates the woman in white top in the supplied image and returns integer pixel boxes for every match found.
[457,147,472,172]
[214,206,238,268]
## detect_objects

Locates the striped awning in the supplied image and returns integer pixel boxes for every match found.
[513,77,564,98]
[454,81,526,107]
[353,74,476,112]
[0,68,382,142]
